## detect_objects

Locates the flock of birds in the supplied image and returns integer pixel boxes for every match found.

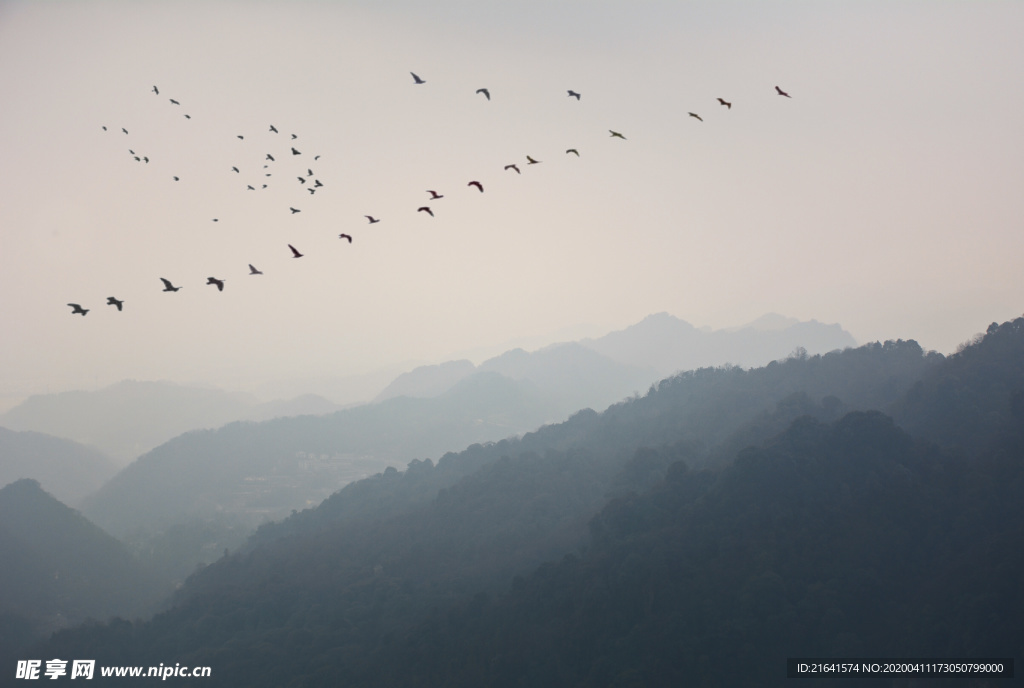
[66,73,794,317]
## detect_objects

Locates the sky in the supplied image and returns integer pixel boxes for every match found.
[2,1,1022,410]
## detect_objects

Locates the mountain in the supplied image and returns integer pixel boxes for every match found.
[0,480,166,644]
[0,381,258,465]
[583,311,858,378]
[79,371,556,538]
[0,428,118,507]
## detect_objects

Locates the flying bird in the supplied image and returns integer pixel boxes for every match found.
[609,130,626,139]
[106,297,124,311]
[717,98,732,109]
[417,206,434,217]
[291,147,301,155]
[688,112,703,122]
[338,233,353,243]
[288,244,303,258]
[775,85,791,98]
[289,207,301,214]
[231,166,240,173]
[427,190,443,199]
[566,148,579,156]
[526,155,541,164]
[567,90,581,100]
[291,134,297,140]
[313,179,323,187]
[206,277,225,291]
[468,181,483,192]
[411,72,425,84]
[237,135,244,139]
[160,278,181,292]
[248,264,263,275]
[173,176,179,181]
[505,164,521,174]
[184,114,191,119]
[152,85,159,95]
[476,88,490,100]
[170,99,180,105]
[122,128,128,135]
[297,176,306,184]
[67,303,89,316]
[365,215,380,224]
[266,154,275,162]
[247,185,255,191]
[269,124,279,133]
[307,168,314,176]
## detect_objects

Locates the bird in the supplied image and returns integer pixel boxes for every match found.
[206,277,225,291]
[289,207,301,214]
[411,72,425,84]
[427,190,444,199]
[170,99,180,105]
[688,112,703,122]
[717,98,732,109]
[365,215,380,224]
[505,164,521,174]
[106,297,124,311]
[775,85,791,98]
[308,188,316,195]
[476,88,490,100]
[307,168,314,176]
[67,303,89,316]
[567,90,581,100]
[152,85,159,95]
[468,181,483,192]
[122,128,128,135]
[231,166,240,173]
[297,176,306,184]
[288,244,303,258]
[291,147,301,155]
[143,156,149,163]
[266,154,275,162]
[173,176,180,181]
[184,114,191,119]
[418,206,434,217]
[339,233,353,243]
[248,264,263,275]
[566,148,579,156]
[609,130,626,139]
[237,135,244,140]
[526,155,541,164]
[291,134,297,140]
[313,179,323,187]
[269,124,279,133]
[247,185,255,191]
[102,126,107,131]
[160,278,181,292]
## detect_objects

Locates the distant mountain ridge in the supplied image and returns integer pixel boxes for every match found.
[0,429,118,507]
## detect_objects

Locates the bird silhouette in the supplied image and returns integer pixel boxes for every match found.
[266,154,275,162]
[106,297,124,311]
[689,112,703,122]
[206,277,225,291]
[505,164,521,174]
[308,188,316,195]
[297,177,306,184]
[290,207,301,214]
[170,99,180,105]
[67,303,89,316]
[237,135,244,140]
[567,90,581,100]
[427,190,444,199]
[339,233,353,243]
[476,88,490,100]
[418,206,434,217]
[122,128,128,135]
[314,179,323,187]
[173,176,180,181]
[291,134,297,140]
[566,148,579,156]
[468,181,483,192]
[717,98,732,109]
[249,264,263,275]
[288,244,303,258]
[160,278,181,292]
[307,169,314,176]
[247,185,255,191]
[152,85,159,95]
[291,147,301,155]
[775,86,791,98]
[609,130,626,139]
[411,72,425,84]
[184,114,191,119]
[365,215,380,224]
[232,166,240,173]
[269,124,279,133]
[526,155,541,164]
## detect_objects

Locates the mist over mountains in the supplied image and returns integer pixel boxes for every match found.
[17,316,1023,687]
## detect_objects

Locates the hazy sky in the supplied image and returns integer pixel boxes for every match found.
[2,1,1022,409]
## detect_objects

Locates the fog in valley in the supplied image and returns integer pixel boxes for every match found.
[2,2,1023,686]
